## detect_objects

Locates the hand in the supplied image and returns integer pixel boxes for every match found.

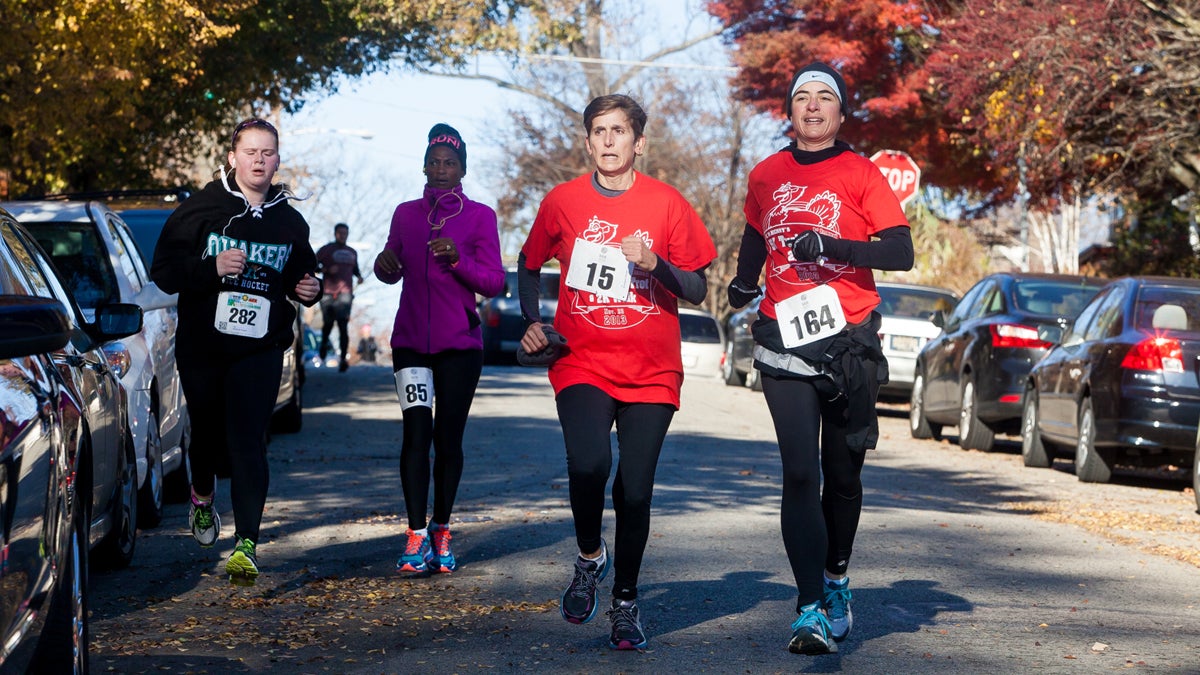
[294,273,320,302]
[374,249,402,276]
[216,248,247,277]
[520,323,550,355]
[789,230,826,263]
[620,235,657,271]
[727,277,762,309]
[429,237,459,265]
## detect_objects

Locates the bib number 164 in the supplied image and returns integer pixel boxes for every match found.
[774,285,846,348]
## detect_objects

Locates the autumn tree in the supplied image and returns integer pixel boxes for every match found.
[0,0,557,196]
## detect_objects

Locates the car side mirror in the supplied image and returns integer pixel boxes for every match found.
[92,303,144,340]
[1038,324,1064,345]
[929,310,946,328]
[0,296,72,359]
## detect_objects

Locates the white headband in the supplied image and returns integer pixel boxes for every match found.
[790,72,842,101]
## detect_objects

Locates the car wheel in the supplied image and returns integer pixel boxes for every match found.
[272,372,303,434]
[958,378,995,451]
[909,373,942,440]
[1193,436,1200,514]
[747,365,763,391]
[722,341,746,386]
[1075,397,1112,483]
[1021,387,1052,468]
[95,434,138,570]
[31,482,89,673]
[137,408,164,528]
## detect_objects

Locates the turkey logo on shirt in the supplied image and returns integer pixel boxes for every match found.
[571,215,659,329]
[762,182,850,287]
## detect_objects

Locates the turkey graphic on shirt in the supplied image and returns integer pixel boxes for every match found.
[762,182,850,287]
[571,215,659,329]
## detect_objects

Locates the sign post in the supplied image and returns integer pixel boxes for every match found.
[869,150,921,208]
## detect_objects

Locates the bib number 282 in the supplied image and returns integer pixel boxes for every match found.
[774,285,846,349]
[214,291,270,339]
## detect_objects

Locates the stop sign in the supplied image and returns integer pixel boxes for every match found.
[869,150,921,207]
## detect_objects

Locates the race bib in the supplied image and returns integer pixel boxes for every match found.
[775,285,846,349]
[565,238,632,300]
[394,367,434,411]
[214,292,270,339]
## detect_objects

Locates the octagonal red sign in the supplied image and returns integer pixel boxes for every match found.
[869,150,921,207]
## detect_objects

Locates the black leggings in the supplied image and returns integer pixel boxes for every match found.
[761,374,867,613]
[321,296,352,360]
[179,348,282,543]
[392,348,483,530]
[555,384,675,602]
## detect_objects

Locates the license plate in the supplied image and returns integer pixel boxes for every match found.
[890,335,921,353]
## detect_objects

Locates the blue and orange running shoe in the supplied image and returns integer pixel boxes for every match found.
[429,522,457,573]
[396,528,433,574]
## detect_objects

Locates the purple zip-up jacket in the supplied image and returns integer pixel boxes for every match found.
[376,184,504,353]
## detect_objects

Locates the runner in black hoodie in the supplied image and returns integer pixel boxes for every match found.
[151,118,321,585]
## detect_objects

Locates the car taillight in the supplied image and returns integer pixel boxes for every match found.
[1120,336,1184,373]
[990,323,1049,349]
[483,308,500,328]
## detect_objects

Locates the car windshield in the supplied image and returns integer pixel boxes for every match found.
[680,312,721,343]
[118,209,174,267]
[1013,279,1102,316]
[1134,286,1200,333]
[29,222,119,308]
[877,286,956,319]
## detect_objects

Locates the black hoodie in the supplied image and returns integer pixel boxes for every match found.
[151,172,320,361]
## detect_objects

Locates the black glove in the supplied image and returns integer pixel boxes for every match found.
[727,277,762,309]
[790,230,826,263]
[516,326,568,367]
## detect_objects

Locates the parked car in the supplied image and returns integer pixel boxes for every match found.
[1021,276,1200,486]
[4,199,188,527]
[910,271,1107,451]
[721,293,764,390]
[113,193,305,433]
[876,282,959,397]
[0,212,144,574]
[479,268,561,363]
[679,307,724,379]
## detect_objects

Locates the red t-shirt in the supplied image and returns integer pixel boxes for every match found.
[744,150,908,324]
[522,172,717,407]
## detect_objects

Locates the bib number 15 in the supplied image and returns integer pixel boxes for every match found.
[774,285,846,348]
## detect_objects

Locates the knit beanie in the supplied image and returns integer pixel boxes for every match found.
[426,123,467,172]
[784,62,850,118]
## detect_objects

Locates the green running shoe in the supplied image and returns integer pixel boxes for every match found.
[226,537,259,586]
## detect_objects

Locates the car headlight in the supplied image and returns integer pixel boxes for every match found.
[101,342,132,379]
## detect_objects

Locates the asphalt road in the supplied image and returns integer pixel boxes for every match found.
[90,364,1200,674]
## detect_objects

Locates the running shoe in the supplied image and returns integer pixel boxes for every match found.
[396,527,433,574]
[189,495,219,547]
[226,537,259,586]
[823,576,853,642]
[429,522,457,573]
[606,598,648,650]
[560,540,609,624]
[788,602,838,655]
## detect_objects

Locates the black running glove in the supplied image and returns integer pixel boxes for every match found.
[727,277,762,309]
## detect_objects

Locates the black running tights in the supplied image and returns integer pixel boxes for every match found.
[760,374,866,613]
[556,384,675,602]
[392,348,483,530]
[179,348,282,544]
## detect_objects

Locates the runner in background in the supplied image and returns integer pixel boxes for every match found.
[518,94,716,651]
[727,62,913,655]
[316,222,363,372]
[373,123,504,576]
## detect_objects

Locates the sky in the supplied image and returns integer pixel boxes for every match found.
[275,1,730,339]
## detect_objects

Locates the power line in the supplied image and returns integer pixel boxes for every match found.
[525,53,736,73]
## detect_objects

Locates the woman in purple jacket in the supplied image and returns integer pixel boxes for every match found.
[374,123,504,575]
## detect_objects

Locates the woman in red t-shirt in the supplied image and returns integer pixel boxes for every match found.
[727,62,913,655]
[518,94,716,651]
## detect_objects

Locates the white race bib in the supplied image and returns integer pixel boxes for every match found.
[214,292,270,339]
[565,238,632,300]
[395,367,434,411]
[774,285,846,349]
